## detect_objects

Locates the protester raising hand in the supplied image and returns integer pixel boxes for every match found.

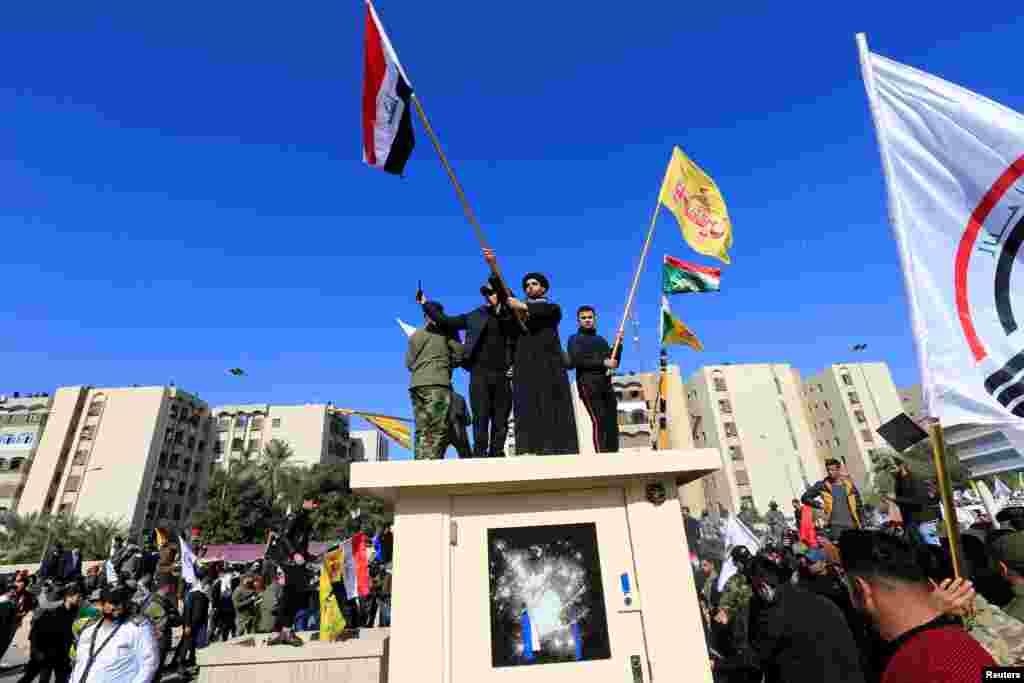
[930,577,976,617]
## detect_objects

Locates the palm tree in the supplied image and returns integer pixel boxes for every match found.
[258,439,298,506]
[0,512,126,564]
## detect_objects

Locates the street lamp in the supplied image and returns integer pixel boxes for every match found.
[39,466,103,562]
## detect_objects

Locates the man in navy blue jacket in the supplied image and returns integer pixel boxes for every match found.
[567,306,622,453]
[421,276,518,458]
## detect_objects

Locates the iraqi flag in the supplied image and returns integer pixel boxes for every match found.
[362,0,415,175]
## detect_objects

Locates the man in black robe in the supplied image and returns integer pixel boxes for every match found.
[567,305,622,453]
[498,261,579,456]
[421,277,517,458]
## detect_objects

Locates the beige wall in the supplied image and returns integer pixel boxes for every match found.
[19,386,88,516]
[803,363,903,490]
[20,385,213,542]
[687,364,823,515]
[351,429,389,462]
[213,403,352,469]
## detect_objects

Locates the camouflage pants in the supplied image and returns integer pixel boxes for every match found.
[411,386,451,460]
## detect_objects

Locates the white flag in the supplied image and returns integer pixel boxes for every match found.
[716,516,760,592]
[396,318,417,338]
[858,37,1024,431]
[179,535,198,586]
[994,476,1013,499]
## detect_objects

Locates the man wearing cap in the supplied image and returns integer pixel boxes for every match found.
[19,582,83,683]
[990,531,1024,623]
[880,457,940,546]
[420,274,518,458]
[486,250,578,455]
[801,459,865,541]
[70,586,158,683]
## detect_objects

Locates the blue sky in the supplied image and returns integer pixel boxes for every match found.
[2,4,1023,459]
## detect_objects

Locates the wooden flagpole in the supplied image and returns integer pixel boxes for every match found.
[610,196,664,361]
[409,95,526,330]
[929,421,964,578]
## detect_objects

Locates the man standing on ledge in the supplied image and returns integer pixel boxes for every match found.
[421,277,517,458]
[486,250,578,455]
[406,304,464,459]
[567,306,622,453]
[802,458,864,541]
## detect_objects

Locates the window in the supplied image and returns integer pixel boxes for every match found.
[64,476,81,493]
[735,471,750,486]
[178,482,186,496]
[728,446,743,461]
[73,451,88,466]
[818,384,824,392]
[27,414,39,424]
[272,418,281,428]
[841,374,853,386]
[724,422,738,437]
[193,461,200,473]
[58,503,71,515]
[232,438,243,451]
[833,437,841,447]
[187,437,195,449]
[173,504,182,521]
[823,401,830,410]
[718,399,732,414]
[713,377,728,392]
[854,410,866,424]
[170,455,180,467]
[861,430,875,443]
[848,392,861,405]
[235,416,248,428]
[188,484,197,496]
[158,502,168,517]
[829,418,836,429]
[183,458,191,471]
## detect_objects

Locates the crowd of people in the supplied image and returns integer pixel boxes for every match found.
[0,519,393,683]
[685,455,1024,683]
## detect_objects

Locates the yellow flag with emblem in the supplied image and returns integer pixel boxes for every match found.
[320,547,346,641]
[658,146,733,264]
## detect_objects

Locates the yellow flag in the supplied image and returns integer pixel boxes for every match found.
[155,528,170,547]
[660,296,704,351]
[319,555,346,642]
[363,415,412,450]
[658,146,733,264]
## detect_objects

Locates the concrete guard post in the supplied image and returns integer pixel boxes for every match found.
[351,449,719,683]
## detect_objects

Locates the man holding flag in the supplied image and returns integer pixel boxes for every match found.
[567,306,623,453]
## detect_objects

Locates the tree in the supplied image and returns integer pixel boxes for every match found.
[257,439,299,506]
[0,512,127,564]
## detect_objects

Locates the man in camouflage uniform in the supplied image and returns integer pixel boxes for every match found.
[406,303,465,460]
[931,576,1024,666]
[764,501,787,546]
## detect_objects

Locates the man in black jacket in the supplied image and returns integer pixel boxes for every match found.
[18,582,82,683]
[882,457,940,546]
[566,306,622,453]
[715,557,865,683]
[421,276,517,458]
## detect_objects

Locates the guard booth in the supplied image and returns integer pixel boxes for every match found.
[351,450,719,683]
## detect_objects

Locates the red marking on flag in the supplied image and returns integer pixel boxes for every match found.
[362,4,387,167]
[954,155,1024,361]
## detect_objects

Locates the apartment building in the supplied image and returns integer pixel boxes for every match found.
[351,429,390,462]
[803,363,903,489]
[688,364,823,516]
[211,404,352,468]
[0,393,53,512]
[18,385,214,541]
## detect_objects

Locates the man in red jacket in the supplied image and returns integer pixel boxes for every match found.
[840,530,994,683]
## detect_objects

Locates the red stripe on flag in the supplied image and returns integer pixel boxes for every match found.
[353,533,370,597]
[362,4,387,167]
[664,254,721,279]
[954,154,1024,362]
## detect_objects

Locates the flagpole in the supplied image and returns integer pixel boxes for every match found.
[929,422,965,579]
[611,195,664,361]
[409,94,526,331]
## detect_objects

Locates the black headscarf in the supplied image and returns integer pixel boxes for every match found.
[522,272,550,292]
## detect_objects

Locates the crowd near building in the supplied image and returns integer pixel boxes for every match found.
[5,358,1022,544]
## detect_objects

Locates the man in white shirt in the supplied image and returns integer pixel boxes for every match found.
[70,586,158,683]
